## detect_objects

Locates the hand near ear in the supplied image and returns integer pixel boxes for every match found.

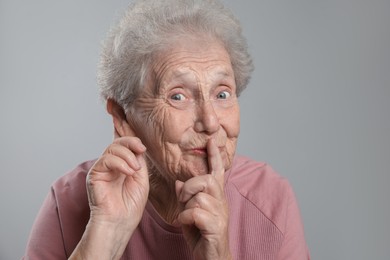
[70,100,150,260]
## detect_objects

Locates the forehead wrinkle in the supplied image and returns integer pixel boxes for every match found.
[152,50,199,81]
[171,68,197,85]
[151,48,233,96]
[204,65,234,81]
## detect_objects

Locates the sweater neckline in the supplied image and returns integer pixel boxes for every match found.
[144,200,183,233]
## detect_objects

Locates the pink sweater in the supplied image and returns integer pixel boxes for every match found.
[24,156,310,259]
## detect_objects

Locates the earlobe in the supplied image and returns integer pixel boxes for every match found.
[106,99,135,138]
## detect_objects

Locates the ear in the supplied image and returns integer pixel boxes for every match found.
[106,99,136,138]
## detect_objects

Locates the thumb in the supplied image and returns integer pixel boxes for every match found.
[133,153,150,186]
[175,180,185,200]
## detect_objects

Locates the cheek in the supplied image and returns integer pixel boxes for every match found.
[130,100,169,150]
[220,106,240,138]
[148,108,195,179]
[161,108,194,143]
[220,106,240,168]
[135,104,192,164]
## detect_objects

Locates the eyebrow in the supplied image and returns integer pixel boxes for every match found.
[154,66,234,95]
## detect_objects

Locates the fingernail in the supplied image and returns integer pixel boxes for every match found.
[134,160,141,170]
[125,165,135,175]
[175,180,183,200]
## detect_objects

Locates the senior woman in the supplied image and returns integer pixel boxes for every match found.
[24,0,309,259]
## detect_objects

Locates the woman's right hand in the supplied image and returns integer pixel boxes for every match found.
[87,136,149,226]
[69,136,149,260]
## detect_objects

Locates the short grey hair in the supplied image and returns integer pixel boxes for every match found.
[98,0,254,109]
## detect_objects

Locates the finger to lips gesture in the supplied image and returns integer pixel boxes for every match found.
[175,138,232,260]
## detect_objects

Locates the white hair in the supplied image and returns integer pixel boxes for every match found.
[98,0,254,109]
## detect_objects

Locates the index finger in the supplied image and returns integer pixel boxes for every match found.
[207,138,224,180]
[113,136,147,154]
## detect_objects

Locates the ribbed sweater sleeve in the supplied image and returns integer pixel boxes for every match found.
[225,156,310,259]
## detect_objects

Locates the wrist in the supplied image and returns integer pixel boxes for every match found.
[69,218,135,260]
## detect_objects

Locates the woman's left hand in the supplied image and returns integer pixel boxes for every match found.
[175,138,232,260]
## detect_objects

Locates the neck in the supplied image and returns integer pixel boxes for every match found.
[148,165,181,225]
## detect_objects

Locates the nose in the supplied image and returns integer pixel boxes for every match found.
[194,101,220,134]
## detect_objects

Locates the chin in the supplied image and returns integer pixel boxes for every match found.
[176,159,209,181]
[172,148,235,181]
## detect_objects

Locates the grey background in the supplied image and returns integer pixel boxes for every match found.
[1,0,389,259]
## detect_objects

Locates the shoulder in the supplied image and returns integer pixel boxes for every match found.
[226,155,294,234]
[51,160,97,255]
[226,155,292,200]
[50,159,97,215]
[52,160,96,196]
[25,160,97,258]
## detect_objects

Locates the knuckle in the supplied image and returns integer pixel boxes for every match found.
[215,218,225,231]
[131,136,141,143]
[191,207,202,220]
[100,153,113,162]
[193,193,204,206]
[125,136,141,144]
[86,176,97,187]
[103,143,118,154]
[205,175,217,189]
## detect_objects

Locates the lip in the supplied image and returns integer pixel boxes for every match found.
[187,145,225,156]
[190,147,208,156]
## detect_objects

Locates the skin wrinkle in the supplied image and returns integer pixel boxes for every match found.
[133,98,185,184]
[125,37,240,223]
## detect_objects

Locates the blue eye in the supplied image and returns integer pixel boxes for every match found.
[171,93,186,101]
[217,91,231,99]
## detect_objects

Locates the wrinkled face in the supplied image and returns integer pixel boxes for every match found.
[127,37,240,182]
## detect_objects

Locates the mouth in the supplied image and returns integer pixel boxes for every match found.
[183,139,227,157]
[190,147,208,156]
[188,145,225,157]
